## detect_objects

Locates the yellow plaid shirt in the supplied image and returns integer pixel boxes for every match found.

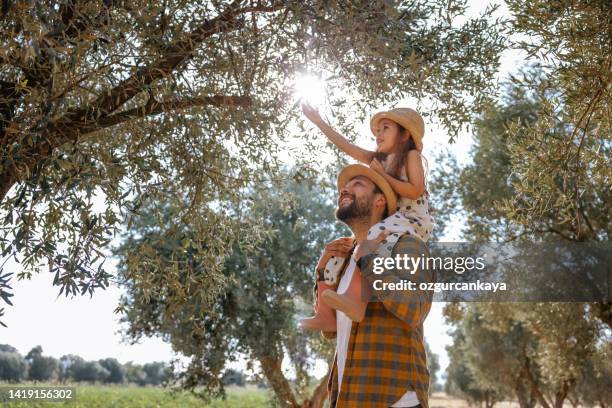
[322,234,435,408]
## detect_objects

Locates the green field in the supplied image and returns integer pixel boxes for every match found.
[1,384,272,407]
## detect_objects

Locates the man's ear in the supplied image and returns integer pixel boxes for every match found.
[374,193,386,213]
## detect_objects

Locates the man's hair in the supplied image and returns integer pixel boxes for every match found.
[372,184,389,219]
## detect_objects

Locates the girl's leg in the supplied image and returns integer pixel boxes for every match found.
[299,280,337,331]
[322,265,369,322]
[299,255,344,331]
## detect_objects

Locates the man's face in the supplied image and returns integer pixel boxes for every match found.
[335,176,378,222]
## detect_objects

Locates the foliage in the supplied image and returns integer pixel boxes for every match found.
[222,369,246,386]
[123,361,147,386]
[72,361,110,383]
[432,2,611,402]
[114,175,344,405]
[0,350,28,383]
[0,0,505,325]
[25,346,59,382]
[501,0,611,242]
[444,322,503,408]
[98,358,126,384]
[433,77,610,407]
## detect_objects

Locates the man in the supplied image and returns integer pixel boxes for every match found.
[318,164,435,408]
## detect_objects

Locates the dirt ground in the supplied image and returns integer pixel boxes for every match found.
[429,393,580,408]
[429,392,520,408]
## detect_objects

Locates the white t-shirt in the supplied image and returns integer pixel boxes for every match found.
[336,252,420,407]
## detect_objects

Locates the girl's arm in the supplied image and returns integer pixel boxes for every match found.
[302,104,374,164]
[371,150,425,199]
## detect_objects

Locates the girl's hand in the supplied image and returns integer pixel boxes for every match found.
[301,103,324,125]
[354,231,389,261]
[369,158,385,175]
[316,237,354,271]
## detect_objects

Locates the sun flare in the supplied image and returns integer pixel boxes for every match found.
[293,73,327,108]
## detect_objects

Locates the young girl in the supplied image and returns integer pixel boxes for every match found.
[299,104,434,330]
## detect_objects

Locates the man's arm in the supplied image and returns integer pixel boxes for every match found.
[358,234,435,328]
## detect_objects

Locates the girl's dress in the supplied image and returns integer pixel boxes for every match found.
[319,153,434,285]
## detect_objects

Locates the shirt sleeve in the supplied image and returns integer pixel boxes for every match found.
[358,234,436,328]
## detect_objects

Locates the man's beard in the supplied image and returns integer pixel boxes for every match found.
[335,193,372,223]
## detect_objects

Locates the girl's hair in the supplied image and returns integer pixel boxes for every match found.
[374,124,429,196]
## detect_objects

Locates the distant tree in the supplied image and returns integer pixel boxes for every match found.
[445,325,503,408]
[425,342,440,393]
[0,344,18,353]
[98,358,126,384]
[0,350,28,382]
[25,346,58,382]
[432,76,609,407]
[24,345,43,361]
[124,362,147,386]
[142,362,171,386]
[115,177,343,405]
[58,354,85,383]
[72,361,110,383]
[569,341,612,408]
[222,369,246,386]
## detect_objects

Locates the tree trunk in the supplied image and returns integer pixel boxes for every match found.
[258,354,331,408]
[567,395,579,408]
[515,373,536,408]
[520,354,551,408]
[593,301,612,330]
[258,354,299,408]
[299,371,330,408]
[553,380,570,408]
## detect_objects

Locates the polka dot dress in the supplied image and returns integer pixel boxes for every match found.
[321,155,434,285]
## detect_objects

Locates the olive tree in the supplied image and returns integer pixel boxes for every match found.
[0,1,505,324]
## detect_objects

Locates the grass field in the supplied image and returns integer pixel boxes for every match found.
[2,385,566,407]
[1,384,272,407]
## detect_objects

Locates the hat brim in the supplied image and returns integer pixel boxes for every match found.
[337,164,397,216]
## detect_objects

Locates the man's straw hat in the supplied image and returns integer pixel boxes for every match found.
[337,164,397,216]
[370,108,425,151]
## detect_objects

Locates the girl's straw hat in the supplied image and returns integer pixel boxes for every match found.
[337,164,397,216]
[370,108,425,151]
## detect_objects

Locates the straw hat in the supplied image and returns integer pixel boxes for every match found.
[370,108,425,151]
[337,164,397,216]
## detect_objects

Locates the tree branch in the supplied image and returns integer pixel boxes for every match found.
[90,94,252,132]
[46,0,287,140]
[0,1,286,202]
[300,369,330,408]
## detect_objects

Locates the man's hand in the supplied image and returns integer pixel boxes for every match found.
[354,231,389,262]
[316,237,354,271]
[301,103,324,125]
[369,158,385,175]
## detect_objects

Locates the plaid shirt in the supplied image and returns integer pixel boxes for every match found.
[323,234,435,408]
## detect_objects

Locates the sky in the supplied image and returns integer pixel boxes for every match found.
[1,0,527,387]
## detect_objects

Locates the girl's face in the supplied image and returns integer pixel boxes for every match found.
[375,118,409,154]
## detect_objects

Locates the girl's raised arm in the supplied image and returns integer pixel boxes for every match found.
[302,104,374,164]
